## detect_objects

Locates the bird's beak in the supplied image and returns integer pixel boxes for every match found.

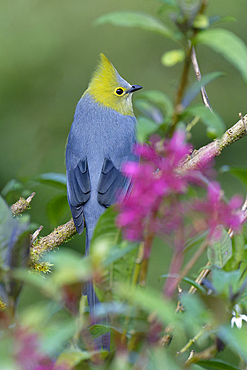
[128,85,143,94]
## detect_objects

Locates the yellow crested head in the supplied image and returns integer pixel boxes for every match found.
[87,54,142,116]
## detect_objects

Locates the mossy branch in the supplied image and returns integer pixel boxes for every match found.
[11,192,36,216]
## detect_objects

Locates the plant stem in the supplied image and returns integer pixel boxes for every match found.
[178,325,210,355]
[173,239,208,291]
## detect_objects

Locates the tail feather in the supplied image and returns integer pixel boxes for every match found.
[85,224,110,351]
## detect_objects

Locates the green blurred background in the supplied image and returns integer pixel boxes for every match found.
[1,0,247,291]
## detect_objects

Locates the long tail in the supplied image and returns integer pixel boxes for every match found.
[85,226,110,350]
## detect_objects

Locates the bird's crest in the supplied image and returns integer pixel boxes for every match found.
[87,54,134,115]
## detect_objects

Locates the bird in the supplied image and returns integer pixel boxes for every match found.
[65,53,142,349]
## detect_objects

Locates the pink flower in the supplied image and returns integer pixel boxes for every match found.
[117,130,192,241]
[192,181,242,240]
[117,130,243,243]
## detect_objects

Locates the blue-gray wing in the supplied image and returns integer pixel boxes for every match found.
[97,158,131,207]
[66,159,91,234]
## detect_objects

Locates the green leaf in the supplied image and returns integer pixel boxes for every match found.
[197,359,239,370]
[182,72,225,109]
[36,173,67,191]
[212,269,241,296]
[136,116,159,142]
[228,167,247,188]
[184,231,208,253]
[46,193,70,226]
[161,49,185,67]
[219,326,247,361]
[117,284,179,326]
[159,274,206,294]
[1,179,23,198]
[209,15,236,26]
[103,242,138,266]
[184,104,225,138]
[195,29,247,83]
[207,227,232,268]
[89,324,115,338]
[225,233,245,271]
[137,90,174,122]
[135,100,163,124]
[55,345,108,367]
[95,11,174,39]
[0,196,31,302]
[41,319,77,356]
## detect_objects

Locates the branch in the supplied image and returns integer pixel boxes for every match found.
[179,113,247,173]
[11,192,36,216]
[30,218,77,270]
[191,46,212,111]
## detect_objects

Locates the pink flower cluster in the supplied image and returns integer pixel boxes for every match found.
[117,130,243,242]
[192,181,242,240]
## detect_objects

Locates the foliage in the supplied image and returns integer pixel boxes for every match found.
[1,1,247,369]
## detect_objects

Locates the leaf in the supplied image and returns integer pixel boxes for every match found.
[1,179,23,198]
[135,100,163,124]
[136,90,174,122]
[161,49,185,67]
[209,15,236,26]
[211,269,241,296]
[219,325,247,362]
[225,233,245,271]
[207,227,232,268]
[55,345,108,367]
[41,319,77,356]
[95,11,174,39]
[159,274,206,294]
[46,193,70,226]
[195,29,247,83]
[136,116,159,142]
[89,324,120,338]
[103,242,138,266]
[0,196,31,303]
[184,104,225,138]
[117,284,179,326]
[197,359,239,370]
[184,231,208,253]
[228,167,247,187]
[36,173,67,191]
[181,72,224,109]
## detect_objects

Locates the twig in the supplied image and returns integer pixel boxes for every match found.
[177,325,210,355]
[184,344,217,367]
[191,46,212,111]
[30,218,77,268]
[139,233,155,286]
[172,239,208,290]
[31,225,43,244]
[11,192,35,216]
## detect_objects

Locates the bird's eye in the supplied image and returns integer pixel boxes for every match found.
[115,88,124,96]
